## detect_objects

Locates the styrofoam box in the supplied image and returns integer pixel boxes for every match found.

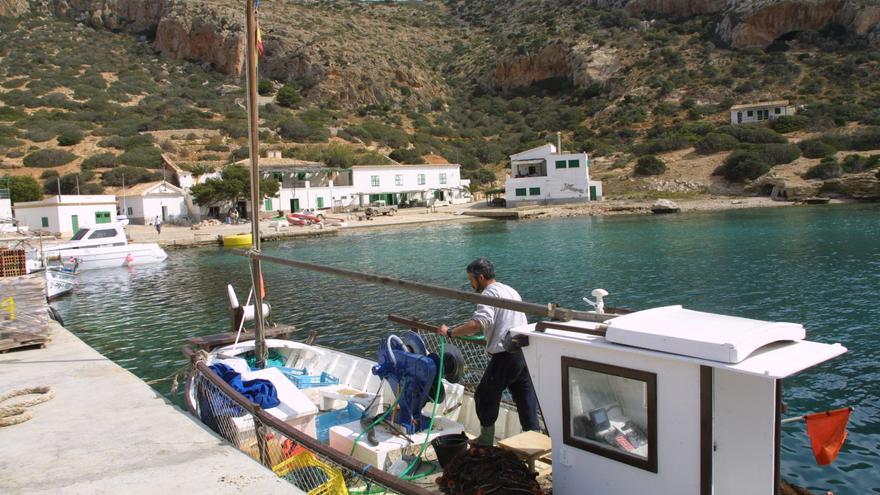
[228,366,319,440]
[329,416,464,470]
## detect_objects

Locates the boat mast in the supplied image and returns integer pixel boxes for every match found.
[245,0,267,368]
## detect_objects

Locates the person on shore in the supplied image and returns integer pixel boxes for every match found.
[437,257,539,446]
[155,216,162,235]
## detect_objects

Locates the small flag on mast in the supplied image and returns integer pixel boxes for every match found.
[256,21,265,57]
[805,407,852,465]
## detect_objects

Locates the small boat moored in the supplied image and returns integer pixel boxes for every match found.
[42,223,167,271]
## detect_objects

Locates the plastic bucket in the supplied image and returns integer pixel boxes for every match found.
[431,432,469,468]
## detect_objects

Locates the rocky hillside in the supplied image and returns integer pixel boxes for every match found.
[1,0,879,201]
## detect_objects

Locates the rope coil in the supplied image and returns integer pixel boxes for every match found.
[0,386,56,427]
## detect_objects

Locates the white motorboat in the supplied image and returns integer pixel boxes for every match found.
[43,223,167,271]
[45,266,77,300]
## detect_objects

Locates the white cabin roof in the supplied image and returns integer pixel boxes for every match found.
[605,305,805,363]
[512,306,846,378]
[510,143,556,161]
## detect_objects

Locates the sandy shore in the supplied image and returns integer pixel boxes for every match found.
[114,195,826,247]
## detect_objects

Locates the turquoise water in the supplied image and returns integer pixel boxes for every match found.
[54,204,880,494]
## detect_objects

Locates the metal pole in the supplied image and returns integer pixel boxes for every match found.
[233,251,612,322]
[75,175,80,195]
[245,0,267,368]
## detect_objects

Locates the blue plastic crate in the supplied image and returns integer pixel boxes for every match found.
[277,366,309,381]
[291,371,339,389]
[316,402,363,444]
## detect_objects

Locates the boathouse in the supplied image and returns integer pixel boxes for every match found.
[13,195,118,236]
[504,144,600,207]
[730,100,795,125]
[117,181,188,225]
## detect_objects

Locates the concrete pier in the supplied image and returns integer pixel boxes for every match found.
[0,322,303,494]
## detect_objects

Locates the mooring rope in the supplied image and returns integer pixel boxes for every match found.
[0,386,56,427]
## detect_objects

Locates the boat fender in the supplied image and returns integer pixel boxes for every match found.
[227,284,240,309]
[48,306,64,326]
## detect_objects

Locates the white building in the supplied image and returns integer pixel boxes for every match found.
[13,195,118,235]
[118,181,188,225]
[730,100,795,125]
[504,144,600,207]
[0,191,11,220]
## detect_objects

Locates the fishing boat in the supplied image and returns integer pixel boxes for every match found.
[182,3,852,494]
[44,266,77,300]
[42,222,167,271]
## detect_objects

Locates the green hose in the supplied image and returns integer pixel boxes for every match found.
[400,336,446,479]
[350,378,406,456]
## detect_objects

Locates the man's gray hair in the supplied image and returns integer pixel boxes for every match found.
[466,257,495,280]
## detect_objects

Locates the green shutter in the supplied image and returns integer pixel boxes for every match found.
[515,188,527,197]
[555,160,567,169]
[41,217,49,228]
[529,187,541,196]
[568,159,579,168]
[95,211,111,224]
[317,197,324,208]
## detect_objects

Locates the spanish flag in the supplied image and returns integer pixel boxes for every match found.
[256,24,265,57]
[805,407,852,465]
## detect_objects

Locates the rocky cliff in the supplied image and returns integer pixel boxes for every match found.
[0,0,28,17]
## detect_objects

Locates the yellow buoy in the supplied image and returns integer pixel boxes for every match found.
[222,233,252,248]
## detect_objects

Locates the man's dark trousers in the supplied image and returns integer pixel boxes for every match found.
[475,350,540,431]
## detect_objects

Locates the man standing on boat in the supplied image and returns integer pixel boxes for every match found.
[437,257,540,446]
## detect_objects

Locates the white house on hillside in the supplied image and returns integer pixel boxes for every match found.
[13,195,118,236]
[118,181,188,225]
[504,144,599,207]
[730,100,795,125]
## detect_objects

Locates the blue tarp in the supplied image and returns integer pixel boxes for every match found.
[209,362,281,409]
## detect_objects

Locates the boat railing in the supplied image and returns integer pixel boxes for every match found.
[184,348,434,495]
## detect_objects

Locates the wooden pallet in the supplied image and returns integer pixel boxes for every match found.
[0,331,50,353]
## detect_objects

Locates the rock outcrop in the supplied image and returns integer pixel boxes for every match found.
[0,0,28,17]
[822,171,880,199]
[487,42,622,92]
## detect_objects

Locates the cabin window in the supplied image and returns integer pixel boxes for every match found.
[562,357,657,472]
[89,229,118,239]
[371,176,380,187]
[555,160,567,169]
[568,159,580,168]
[95,211,111,224]
[418,174,426,186]
[529,187,541,196]
[395,174,402,186]
[41,217,49,228]
[747,110,754,117]
[439,173,447,185]
[515,188,527,197]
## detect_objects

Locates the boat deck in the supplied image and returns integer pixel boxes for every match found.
[0,321,304,494]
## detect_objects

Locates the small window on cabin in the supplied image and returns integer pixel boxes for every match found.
[529,187,541,196]
[41,217,49,228]
[747,110,754,117]
[89,229,118,239]
[555,160,567,169]
[418,174,426,185]
[562,357,657,472]
[775,107,781,114]
[71,228,89,240]
[439,173,447,185]
[515,188,527,197]
[568,159,580,168]
[371,176,380,187]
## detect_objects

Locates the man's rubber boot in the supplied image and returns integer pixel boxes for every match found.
[473,425,495,446]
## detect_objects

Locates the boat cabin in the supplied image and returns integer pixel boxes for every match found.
[49,223,129,251]
[511,305,846,495]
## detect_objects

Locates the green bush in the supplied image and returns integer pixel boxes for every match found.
[713,151,770,182]
[40,169,59,179]
[634,155,667,176]
[118,146,163,168]
[3,175,42,202]
[81,152,118,170]
[718,125,787,144]
[56,125,85,146]
[389,148,425,164]
[26,128,56,143]
[799,139,836,158]
[277,117,329,142]
[44,171,97,194]
[258,80,275,96]
[189,163,214,176]
[770,115,810,133]
[463,167,496,186]
[840,154,880,173]
[803,158,842,179]
[22,148,77,168]
[761,143,801,165]
[0,107,26,122]
[230,147,250,161]
[695,133,739,154]
[276,84,303,108]
[101,166,162,187]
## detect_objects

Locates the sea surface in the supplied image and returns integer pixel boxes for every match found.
[54,204,880,494]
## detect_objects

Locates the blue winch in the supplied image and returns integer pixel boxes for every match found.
[371,331,464,434]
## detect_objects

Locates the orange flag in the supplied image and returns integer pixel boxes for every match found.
[805,407,852,465]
